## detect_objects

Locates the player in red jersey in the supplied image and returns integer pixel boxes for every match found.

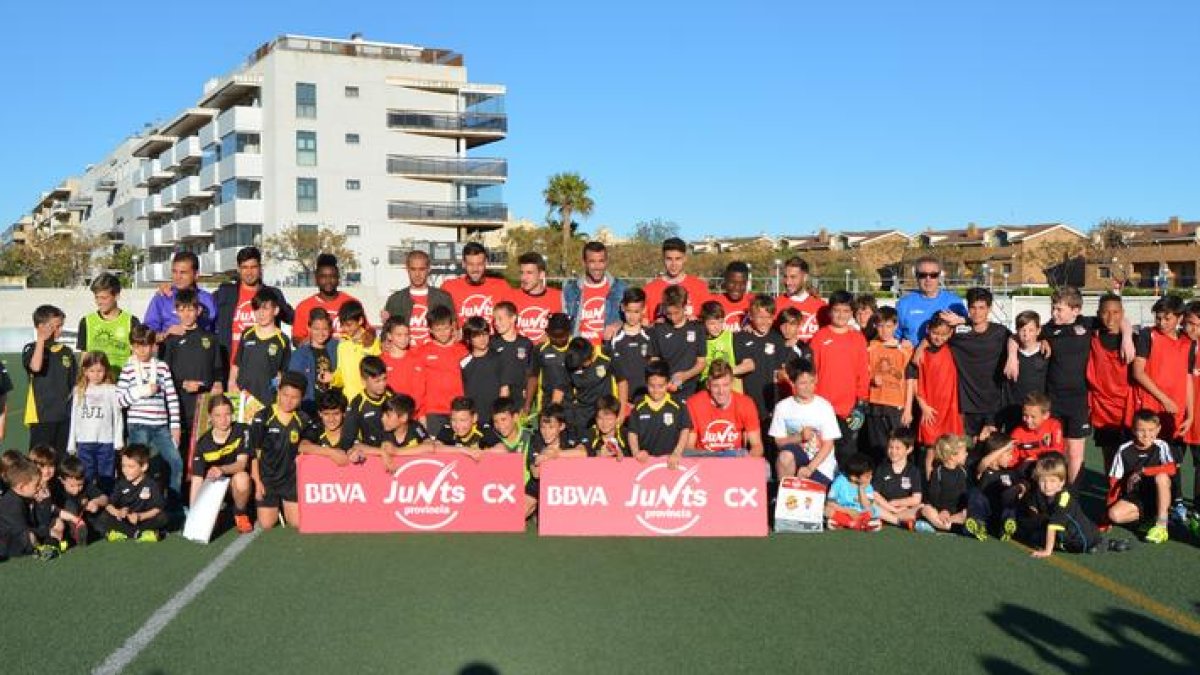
[292,253,360,345]
[909,315,963,476]
[809,290,870,470]
[441,242,511,327]
[713,261,754,333]
[644,237,711,323]
[775,256,827,342]
[506,252,563,343]
[1008,392,1064,467]
[1086,294,1132,471]
[676,359,763,466]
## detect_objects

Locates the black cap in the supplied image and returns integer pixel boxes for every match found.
[547,312,571,333]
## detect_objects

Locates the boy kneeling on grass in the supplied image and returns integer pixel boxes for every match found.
[825,452,882,532]
[1107,409,1176,544]
[1023,452,1129,557]
[98,444,169,543]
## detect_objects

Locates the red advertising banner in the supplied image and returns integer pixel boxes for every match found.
[538,457,768,537]
[297,453,526,534]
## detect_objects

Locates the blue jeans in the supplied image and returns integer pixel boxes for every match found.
[128,424,182,495]
[75,442,116,492]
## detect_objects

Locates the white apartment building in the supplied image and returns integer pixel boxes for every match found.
[11,33,508,291]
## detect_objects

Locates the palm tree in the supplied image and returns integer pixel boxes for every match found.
[543,172,594,274]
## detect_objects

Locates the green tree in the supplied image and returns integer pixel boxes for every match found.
[103,245,143,280]
[262,226,359,283]
[543,172,594,274]
[2,227,107,287]
[632,218,680,244]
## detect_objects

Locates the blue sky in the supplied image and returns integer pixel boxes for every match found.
[3,1,1198,238]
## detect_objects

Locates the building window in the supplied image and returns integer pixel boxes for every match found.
[388,248,406,265]
[345,86,360,98]
[297,223,318,234]
[296,83,317,118]
[1098,266,1112,279]
[297,178,318,212]
[296,131,317,166]
[345,133,360,144]
[345,179,361,191]
[1002,263,1013,275]
[346,225,361,237]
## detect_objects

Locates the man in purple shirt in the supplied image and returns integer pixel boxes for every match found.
[143,251,217,341]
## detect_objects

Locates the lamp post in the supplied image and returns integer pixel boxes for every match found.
[131,254,141,287]
[844,268,851,293]
[773,258,782,296]
[981,262,991,291]
[371,256,380,289]
[1003,271,1010,293]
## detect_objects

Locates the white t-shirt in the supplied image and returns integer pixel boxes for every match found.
[768,395,841,479]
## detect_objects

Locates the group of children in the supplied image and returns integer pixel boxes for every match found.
[2,259,1199,562]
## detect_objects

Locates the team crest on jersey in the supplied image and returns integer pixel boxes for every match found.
[61,354,72,368]
[139,487,151,500]
[517,347,528,360]
[764,343,776,355]
[641,343,649,357]
[268,343,279,357]
[663,412,674,426]
[201,337,212,350]
[1001,474,1013,487]
[900,476,911,490]
[1074,325,1087,336]
[686,331,696,343]
[596,365,607,378]
[290,429,300,444]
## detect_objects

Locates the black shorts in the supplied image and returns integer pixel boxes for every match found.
[525,479,540,499]
[1118,475,1161,515]
[259,476,297,509]
[961,413,995,438]
[1093,426,1127,450]
[864,404,903,458]
[1049,395,1090,439]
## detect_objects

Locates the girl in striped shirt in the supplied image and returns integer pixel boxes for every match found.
[117,325,182,504]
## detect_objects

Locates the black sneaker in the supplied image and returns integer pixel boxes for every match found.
[1106,538,1131,553]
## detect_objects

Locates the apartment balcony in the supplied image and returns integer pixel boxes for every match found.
[132,134,176,158]
[386,155,507,183]
[141,262,169,283]
[199,162,218,189]
[174,215,209,240]
[161,181,183,208]
[218,199,264,228]
[386,110,507,148]
[138,227,171,250]
[199,207,218,233]
[148,194,172,217]
[387,201,508,227]
[218,153,263,184]
[178,176,213,203]
[163,137,203,171]
[199,246,242,276]
[135,159,173,188]
[216,106,263,136]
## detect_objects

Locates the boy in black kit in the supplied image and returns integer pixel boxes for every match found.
[250,372,310,530]
[230,289,291,409]
[965,433,1023,541]
[161,288,226,453]
[580,395,632,458]
[428,397,503,460]
[98,445,169,543]
[530,314,574,414]
[54,456,108,547]
[647,285,707,400]
[564,337,619,437]
[343,356,393,450]
[23,304,77,453]
[298,389,356,466]
[934,287,1012,441]
[999,311,1047,433]
[608,288,653,407]
[491,301,536,415]
[1025,452,1128,556]
[628,362,692,460]
[738,296,788,423]
[0,459,52,560]
[462,317,505,422]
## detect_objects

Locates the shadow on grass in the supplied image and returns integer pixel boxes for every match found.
[980,603,1200,674]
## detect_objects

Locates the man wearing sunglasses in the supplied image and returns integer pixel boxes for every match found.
[895,257,967,343]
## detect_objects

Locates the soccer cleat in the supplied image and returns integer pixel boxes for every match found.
[1000,518,1018,542]
[1145,524,1169,544]
[965,517,989,541]
[1169,500,1188,527]
[913,520,936,534]
[136,529,161,543]
[106,530,129,543]
[862,519,883,532]
[34,544,60,561]
[828,511,856,530]
[1106,538,1132,552]
[1184,510,1200,540]
[234,514,254,534]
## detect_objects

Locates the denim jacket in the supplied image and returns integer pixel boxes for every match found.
[562,273,628,337]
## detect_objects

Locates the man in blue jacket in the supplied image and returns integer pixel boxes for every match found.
[895,256,967,343]
[144,251,217,342]
[213,246,294,365]
[562,241,628,345]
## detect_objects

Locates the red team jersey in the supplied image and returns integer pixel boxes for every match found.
[577,278,612,345]
[1187,340,1200,445]
[1129,329,1190,438]
[442,276,510,327]
[228,283,257,365]
[714,293,754,333]
[412,339,468,416]
[381,350,427,417]
[776,293,828,342]
[508,287,563,343]
[1009,417,1064,466]
[685,391,760,452]
[406,289,432,347]
[809,326,870,417]
[293,292,359,344]
[644,274,711,323]
[916,344,963,446]
[1086,333,1130,431]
